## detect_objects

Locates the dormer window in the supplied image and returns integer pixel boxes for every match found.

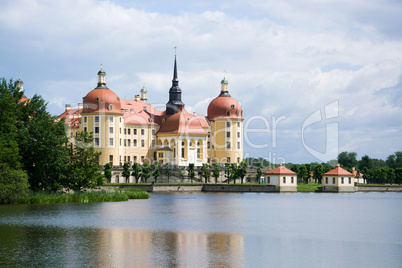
[96,97,99,102]
[231,104,235,109]
[84,104,88,110]
[236,110,240,116]
[226,110,230,116]
[109,104,113,111]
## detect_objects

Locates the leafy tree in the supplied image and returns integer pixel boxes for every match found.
[238,161,248,184]
[373,168,387,184]
[362,167,372,184]
[338,151,358,169]
[201,163,210,183]
[212,163,220,184]
[16,94,69,191]
[0,78,22,170]
[386,154,396,169]
[256,168,262,184]
[188,163,195,183]
[224,163,232,184]
[152,161,161,183]
[165,163,173,183]
[67,131,103,191]
[0,164,29,204]
[132,163,142,183]
[395,168,402,185]
[178,169,185,183]
[104,163,112,183]
[386,168,395,184]
[386,152,402,169]
[313,164,324,184]
[299,164,309,184]
[141,163,152,183]
[122,162,131,183]
[359,155,373,170]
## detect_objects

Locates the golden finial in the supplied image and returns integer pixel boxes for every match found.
[224,69,226,79]
[100,63,103,70]
[174,46,177,56]
[18,72,21,80]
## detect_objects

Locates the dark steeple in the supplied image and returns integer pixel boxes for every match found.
[166,55,184,115]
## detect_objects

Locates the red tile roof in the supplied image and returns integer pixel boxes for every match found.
[323,166,353,176]
[264,164,297,175]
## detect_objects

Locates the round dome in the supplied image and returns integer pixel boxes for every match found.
[82,88,121,114]
[207,95,243,120]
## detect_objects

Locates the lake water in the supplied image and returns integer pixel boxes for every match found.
[0,192,401,267]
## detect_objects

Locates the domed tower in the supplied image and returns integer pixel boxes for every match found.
[81,67,123,166]
[207,77,244,164]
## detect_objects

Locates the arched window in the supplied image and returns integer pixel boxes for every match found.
[197,142,201,159]
[231,104,235,109]
[181,141,185,158]
[109,104,113,111]
[226,110,230,116]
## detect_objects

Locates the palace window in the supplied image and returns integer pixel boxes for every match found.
[109,127,113,134]
[95,138,99,146]
[84,127,87,132]
[95,116,99,122]
[237,132,240,138]
[119,139,122,146]
[226,122,231,127]
[181,142,185,158]
[207,141,210,149]
[124,139,126,146]
[134,129,137,135]
[84,117,87,123]
[119,128,121,134]
[152,140,155,148]
[141,139,145,147]
[134,156,137,162]
[133,139,137,147]
[227,132,230,138]
[226,142,231,149]
[227,157,231,163]
[109,117,113,122]
[128,128,131,135]
[141,156,144,163]
[127,139,131,147]
[109,155,113,163]
[152,129,155,135]
[95,127,99,134]
[109,138,113,146]
[124,128,126,134]
[197,142,201,159]
[237,142,240,149]
[108,104,113,111]
[237,157,240,163]
[283,177,286,183]
[226,110,230,116]
[141,129,145,135]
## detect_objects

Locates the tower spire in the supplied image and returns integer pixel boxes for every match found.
[166,48,184,115]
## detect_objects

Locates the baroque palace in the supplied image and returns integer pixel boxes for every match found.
[59,56,244,167]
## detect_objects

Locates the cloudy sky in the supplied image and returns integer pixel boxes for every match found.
[1,0,401,164]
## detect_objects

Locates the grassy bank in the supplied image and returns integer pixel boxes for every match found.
[297,182,322,192]
[15,189,150,204]
[105,182,267,186]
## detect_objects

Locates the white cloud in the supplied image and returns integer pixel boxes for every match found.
[0,0,401,163]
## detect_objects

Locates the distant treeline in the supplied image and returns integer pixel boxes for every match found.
[245,151,402,184]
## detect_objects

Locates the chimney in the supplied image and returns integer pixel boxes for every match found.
[193,112,196,116]
[352,167,355,171]
[135,95,140,101]
[78,103,83,110]
[65,104,71,112]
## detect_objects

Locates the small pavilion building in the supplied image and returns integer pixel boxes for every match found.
[264,163,297,192]
[322,164,355,192]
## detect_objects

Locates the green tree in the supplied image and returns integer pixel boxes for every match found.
[373,168,387,184]
[165,163,173,183]
[16,94,69,191]
[338,152,358,169]
[104,163,112,183]
[386,168,395,184]
[188,163,195,183]
[122,162,131,183]
[362,167,372,184]
[141,163,152,183]
[212,163,220,184]
[224,163,232,184]
[0,78,22,170]
[359,155,373,170]
[132,163,142,183]
[67,131,104,191]
[178,169,185,183]
[201,163,210,183]
[152,161,161,183]
[395,168,402,184]
[299,164,309,184]
[256,168,263,184]
[313,164,324,184]
[0,164,29,204]
[238,161,248,184]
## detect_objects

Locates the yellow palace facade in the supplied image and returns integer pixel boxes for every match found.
[59,57,244,167]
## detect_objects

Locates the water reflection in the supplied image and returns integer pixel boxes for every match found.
[97,228,243,267]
